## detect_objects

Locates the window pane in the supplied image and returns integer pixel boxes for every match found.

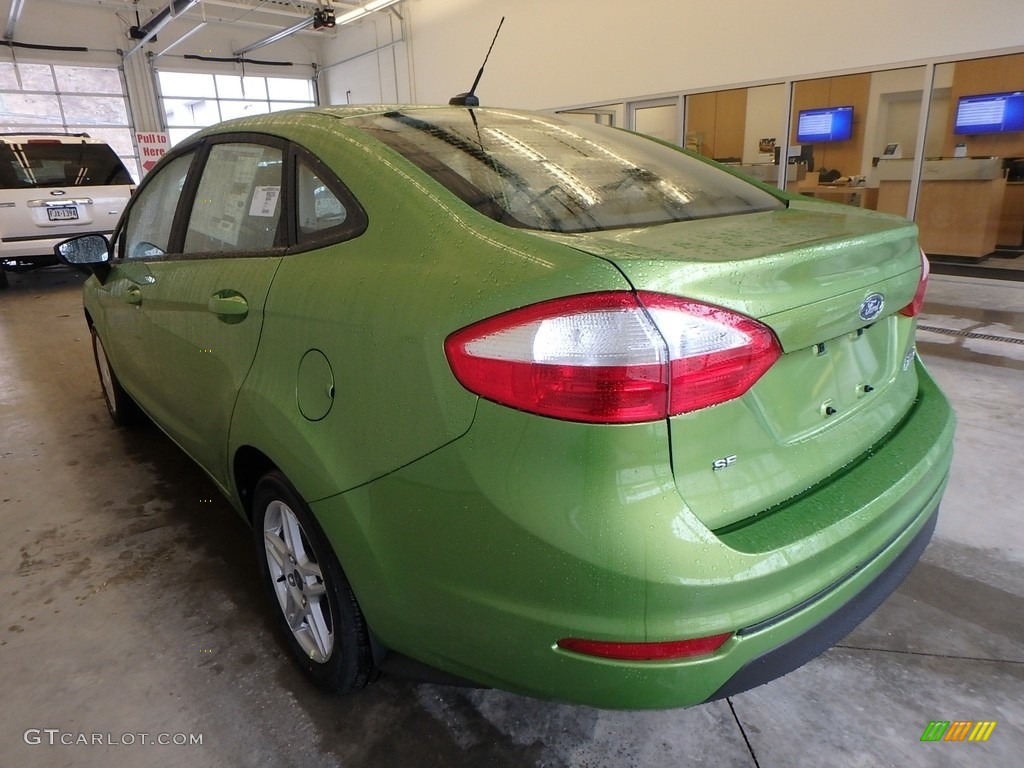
[123,158,141,183]
[158,71,216,98]
[61,95,129,126]
[216,75,268,100]
[633,102,678,144]
[267,77,313,101]
[297,160,347,240]
[184,144,283,253]
[124,152,195,258]
[161,73,315,136]
[67,127,135,157]
[53,66,122,94]
[218,100,270,120]
[163,98,220,127]
[13,64,54,91]
[0,63,19,89]
[0,63,136,178]
[0,94,62,126]
[271,102,309,113]
[168,127,200,147]
[914,53,1024,272]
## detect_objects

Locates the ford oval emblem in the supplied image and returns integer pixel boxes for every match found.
[859,292,885,322]
[50,190,66,196]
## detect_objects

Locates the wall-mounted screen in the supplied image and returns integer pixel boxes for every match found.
[796,106,854,143]
[953,91,1024,135]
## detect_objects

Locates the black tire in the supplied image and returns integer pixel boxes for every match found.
[253,471,374,693]
[90,326,140,425]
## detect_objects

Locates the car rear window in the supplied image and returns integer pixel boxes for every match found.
[0,140,133,189]
[349,108,783,233]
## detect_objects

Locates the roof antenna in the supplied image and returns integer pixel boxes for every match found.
[449,17,505,107]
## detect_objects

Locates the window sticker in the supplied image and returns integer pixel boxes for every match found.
[188,145,266,245]
[249,185,281,217]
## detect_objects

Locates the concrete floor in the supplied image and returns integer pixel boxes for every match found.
[1,266,1022,768]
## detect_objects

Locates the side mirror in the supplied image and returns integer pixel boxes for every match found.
[55,234,112,281]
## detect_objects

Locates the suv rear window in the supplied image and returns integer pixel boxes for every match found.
[349,108,783,233]
[0,140,133,189]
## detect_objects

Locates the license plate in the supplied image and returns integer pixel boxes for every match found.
[47,206,79,221]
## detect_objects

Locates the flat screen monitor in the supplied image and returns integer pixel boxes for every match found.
[954,91,1024,135]
[796,106,854,143]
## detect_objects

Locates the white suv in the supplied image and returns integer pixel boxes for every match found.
[0,133,134,288]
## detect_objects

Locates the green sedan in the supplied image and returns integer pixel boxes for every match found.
[57,106,955,709]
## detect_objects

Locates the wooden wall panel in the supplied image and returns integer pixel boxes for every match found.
[792,74,870,176]
[791,78,831,125]
[943,53,1024,158]
[686,91,717,156]
[685,88,747,159]
[714,88,747,160]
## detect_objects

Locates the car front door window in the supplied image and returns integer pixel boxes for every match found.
[122,151,195,259]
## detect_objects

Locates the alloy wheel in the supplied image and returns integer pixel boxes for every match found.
[262,499,334,663]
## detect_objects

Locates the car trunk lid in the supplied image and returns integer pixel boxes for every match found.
[531,202,925,530]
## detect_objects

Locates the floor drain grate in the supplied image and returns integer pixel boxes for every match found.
[918,325,1024,346]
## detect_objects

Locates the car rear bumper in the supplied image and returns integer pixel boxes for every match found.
[312,359,954,708]
[706,499,938,702]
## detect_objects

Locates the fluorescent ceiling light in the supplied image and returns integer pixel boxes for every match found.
[336,0,402,25]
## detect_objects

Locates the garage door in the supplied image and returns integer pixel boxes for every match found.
[0,61,137,181]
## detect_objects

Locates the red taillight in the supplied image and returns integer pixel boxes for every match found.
[899,251,930,317]
[557,633,732,661]
[444,291,781,424]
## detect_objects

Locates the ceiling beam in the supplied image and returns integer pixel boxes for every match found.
[233,14,314,55]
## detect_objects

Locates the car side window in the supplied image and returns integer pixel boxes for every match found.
[297,159,348,239]
[122,151,195,259]
[184,143,284,254]
[292,151,368,247]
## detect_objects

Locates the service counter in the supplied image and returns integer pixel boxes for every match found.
[998,183,1024,247]
[875,158,1006,259]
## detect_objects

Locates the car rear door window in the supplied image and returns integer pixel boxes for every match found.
[183,143,284,254]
